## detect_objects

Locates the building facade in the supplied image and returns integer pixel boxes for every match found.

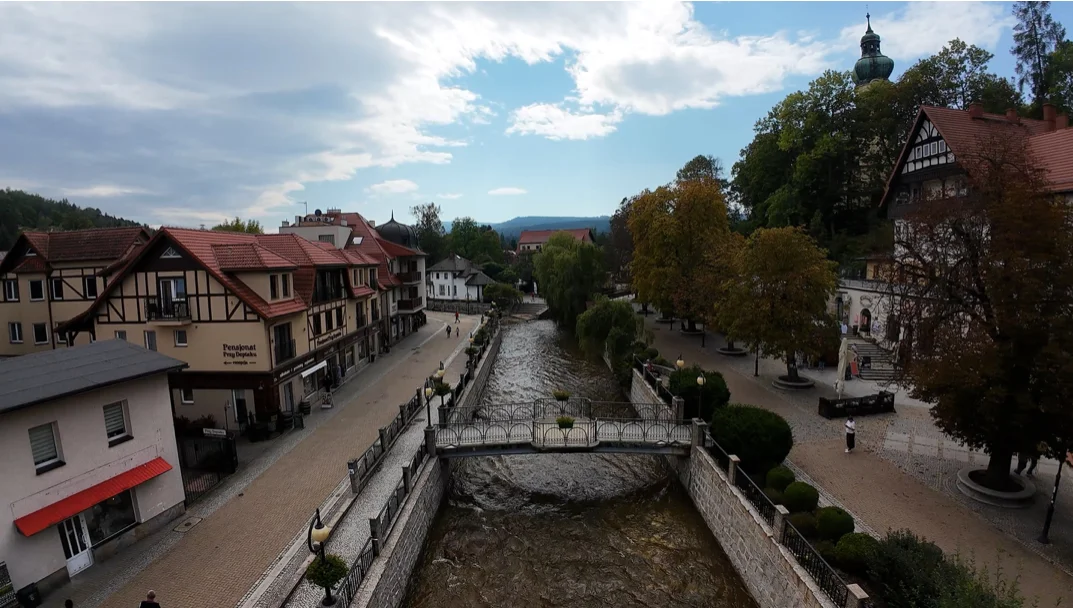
[0,340,187,595]
[57,228,382,426]
[0,227,151,358]
[516,228,595,253]
[426,254,494,301]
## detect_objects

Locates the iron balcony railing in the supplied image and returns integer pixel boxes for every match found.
[397,297,424,311]
[146,296,190,321]
[397,271,423,283]
[274,338,296,365]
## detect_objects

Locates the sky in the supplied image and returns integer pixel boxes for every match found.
[1,1,1069,230]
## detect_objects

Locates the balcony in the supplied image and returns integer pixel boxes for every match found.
[397,297,424,312]
[274,338,296,365]
[146,297,191,325]
[397,271,423,284]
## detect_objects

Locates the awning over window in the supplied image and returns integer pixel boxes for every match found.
[300,360,328,378]
[14,457,173,536]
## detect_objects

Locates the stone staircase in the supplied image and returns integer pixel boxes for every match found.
[514,302,548,317]
[851,339,901,382]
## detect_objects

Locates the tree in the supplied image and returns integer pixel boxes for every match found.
[1011,1,1067,106]
[628,186,678,316]
[482,282,523,309]
[607,196,635,282]
[723,227,838,383]
[447,217,503,264]
[667,177,732,336]
[676,154,730,192]
[0,189,142,249]
[575,295,642,357]
[885,135,1073,490]
[897,39,1022,115]
[212,217,264,234]
[410,202,447,263]
[533,232,605,326]
[1044,40,1073,113]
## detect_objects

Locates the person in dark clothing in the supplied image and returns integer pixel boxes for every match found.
[65,601,73,608]
[140,590,161,608]
[445,325,451,338]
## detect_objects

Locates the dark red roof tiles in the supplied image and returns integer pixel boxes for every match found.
[1028,129,1073,192]
[12,256,47,274]
[212,243,297,271]
[517,228,594,249]
[22,227,149,262]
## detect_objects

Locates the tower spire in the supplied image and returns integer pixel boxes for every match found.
[866,12,872,33]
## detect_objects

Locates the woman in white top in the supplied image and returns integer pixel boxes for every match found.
[845,416,856,453]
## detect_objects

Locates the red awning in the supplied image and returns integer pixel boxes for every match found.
[15,457,173,536]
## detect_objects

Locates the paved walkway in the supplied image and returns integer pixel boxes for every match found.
[46,314,475,608]
[640,314,1071,608]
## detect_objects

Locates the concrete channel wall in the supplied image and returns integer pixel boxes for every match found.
[351,323,504,608]
[629,369,837,608]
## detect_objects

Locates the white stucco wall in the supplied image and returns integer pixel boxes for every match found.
[0,374,185,589]
[426,272,480,301]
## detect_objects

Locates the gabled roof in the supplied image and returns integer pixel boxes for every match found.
[212,243,297,272]
[0,226,150,275]
[517,228,594,247]
[427,254,479,274]
[377,238,424,258]
[0,339,187,414]
[465,270,495,286]
[339,212,404,291]
[1028,128,1073,192]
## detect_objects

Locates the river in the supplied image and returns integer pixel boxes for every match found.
[403,320,757,608]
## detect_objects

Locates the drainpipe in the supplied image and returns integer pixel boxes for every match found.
[46,270,56,350]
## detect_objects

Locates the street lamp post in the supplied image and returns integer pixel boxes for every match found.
[307,508,334,606]
[696,374,706,419]
[1038,451,1067,544]
[424,386,434,428]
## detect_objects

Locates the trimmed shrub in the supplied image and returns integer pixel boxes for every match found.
[642,347,660,361]
[766,465,796,492]
[305,554,348,590]
[710,405,793,475]
[814,540,838,564]
[762,487,784,505]
[815,506,855,542]
[834,533,880,577]
[670,365,731,419]
[782,481,819,514]
[869,530,946,607]
[787,512,817,538]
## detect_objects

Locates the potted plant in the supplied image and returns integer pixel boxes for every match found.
[305,553,348,606]
[556,415,575,429]
[299,398,312,416]
[553,389,570,402]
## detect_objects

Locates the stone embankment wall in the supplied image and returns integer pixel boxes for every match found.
[628,369,837,608]
[353,323,504,608]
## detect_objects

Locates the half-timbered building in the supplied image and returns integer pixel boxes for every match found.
[56,228,380,427]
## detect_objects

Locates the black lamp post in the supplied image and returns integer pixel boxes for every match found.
[696,374,706,420]
[307,508,335,606]
[1038,450,1068,544]
[424,386,434,428]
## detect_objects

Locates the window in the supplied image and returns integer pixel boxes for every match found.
[29,423,63,472]
[452,285,457,297]
[174,329,188,347]
[282,274,291,297]
[29,280,43,301]
[9,322,23,344]
[54,329,67,346]
[335,307,344,327]
[439,284,445,296]
[3,279,18,301]
[318,234,336,245]
[180,388,194,403]
[83,276,98,299]
[33,323,48,344]
[103,401,131,445]
[144,330,157,351]
[270,275,279,300]
[353,269,359,284]
[50,278,64,300]
[84,488,137,544]
[324,310,334,331]
[312,314,322,335]
[115,330,127,341]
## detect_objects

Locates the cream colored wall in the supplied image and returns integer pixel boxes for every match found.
[105,270,239,324]
[0,374,184,589]
[0,272,52,356]
[108,321,269,371]
[267,312,310,366]
[172,388,243,429]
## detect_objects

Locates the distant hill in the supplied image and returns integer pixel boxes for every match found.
[0,189,143,250]
[444,216,611,238]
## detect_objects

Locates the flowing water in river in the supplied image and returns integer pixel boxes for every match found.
[403,320,757,608]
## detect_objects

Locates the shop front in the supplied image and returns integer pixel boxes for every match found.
[272,325,378,413]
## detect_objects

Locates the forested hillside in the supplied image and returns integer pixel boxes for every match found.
[0,189,142,250]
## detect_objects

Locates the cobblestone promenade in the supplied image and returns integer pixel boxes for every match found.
[642,314,1072,608]
[45,313,475,608]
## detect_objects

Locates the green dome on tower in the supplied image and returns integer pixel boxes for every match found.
[853,14,894,87]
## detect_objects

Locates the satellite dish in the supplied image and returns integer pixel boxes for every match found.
[314,209,322,216]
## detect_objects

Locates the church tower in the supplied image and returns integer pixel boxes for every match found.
[853,14,894,88]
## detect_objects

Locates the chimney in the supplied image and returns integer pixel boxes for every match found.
[1058,114,1070,130]
[968,102,984,118]
[1005,107,1019,123]
[1043,103,1057,124]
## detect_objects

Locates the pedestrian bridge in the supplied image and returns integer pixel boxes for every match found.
[429,399,699,458]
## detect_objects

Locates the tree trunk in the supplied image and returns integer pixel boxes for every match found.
[641,302,650,315]
[726,338,737,350]
[785,353,800,382]
[983,449,1014,489]
[686,319,697,332]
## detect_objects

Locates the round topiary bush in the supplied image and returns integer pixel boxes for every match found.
[782,481,819,514]
[710,405,793,475]
[816,506,855,542]
[787,512,817,538]
[814,539,838,564]
[306,553,348,592]
[762,487,784,505]
[766,465,796,492]
[834,533,880,576]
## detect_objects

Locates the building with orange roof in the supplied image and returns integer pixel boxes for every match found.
[279,208,427,345]
[0,226,151,357]
[516,228,594,253]
[52,226,382,427]
[836,103,1073,348]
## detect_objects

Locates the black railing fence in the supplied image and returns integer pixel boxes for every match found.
[734,469,776,526]
[782,519,850,607]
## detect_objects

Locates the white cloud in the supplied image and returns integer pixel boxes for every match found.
[61,185,152,198]
[507,103,623,140]
[840,2,1012,60]
[488,187,527,196]
[437,193,463,200]
[367,179,419,194]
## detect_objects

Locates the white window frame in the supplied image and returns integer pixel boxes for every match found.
[83,276,98,299]
[115,330,127,341]
[50,278,64,300]
[180,388,194,404]
[29,280,44,302]
[32,322,48,345]
[282,273,291,297]
[103,401,132,445]
[9,322,23,344]
[269,274,279,300]
[29,422,63,472]
[174,329,188,347]
[144,330,157,351]
[3,279,18,302]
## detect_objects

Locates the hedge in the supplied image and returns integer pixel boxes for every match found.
[709,404,793,475]
[782,481,819,514]
[815,506,855,542]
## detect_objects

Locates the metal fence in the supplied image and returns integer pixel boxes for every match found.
[781,519,850,607]
[176,433,238,505]
[703,432,731,472]
[633,356,677,406]
[733,470,776,526]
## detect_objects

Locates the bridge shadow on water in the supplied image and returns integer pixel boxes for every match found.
[403,320,758,608]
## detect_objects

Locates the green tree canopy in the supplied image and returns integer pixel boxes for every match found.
[1011,0,1067,108]
[212,217,264,234]
[483,282,523,309]
[447,217,503,264]
[575,295,641,358]
[533,232,605,326]
[410,202,447,263]
[0,188,142,249]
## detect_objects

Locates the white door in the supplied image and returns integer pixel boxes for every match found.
[232,389,248,424]
[59,514,93,577]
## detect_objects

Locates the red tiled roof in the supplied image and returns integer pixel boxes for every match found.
[15,457,172,536]
[377,238,424,257]
[22,227,150,262]
[212,243,298,271]
[517,228,594,247]
[1028,128,1073,192]
[340,212,402,291]
[12,256,47,274]
[350,285,376,299]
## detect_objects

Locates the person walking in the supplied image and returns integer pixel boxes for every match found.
[455,311,459,324]
[140,591,161,608]
[454,326,459,337]
[445,325,451,339]
[845,416,856,453]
